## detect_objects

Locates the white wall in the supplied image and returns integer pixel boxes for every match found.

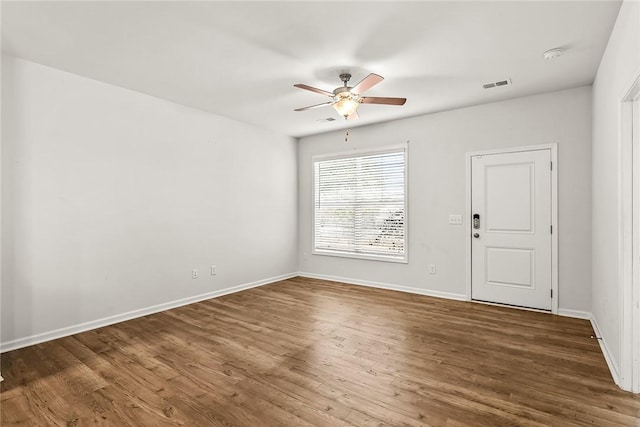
[1,55,298,349]
[299,86,592,313]
[591,0,640,382]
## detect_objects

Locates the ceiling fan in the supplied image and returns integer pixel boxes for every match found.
[293,73,406,120]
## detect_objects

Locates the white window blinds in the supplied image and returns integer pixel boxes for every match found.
[313,148,407,262]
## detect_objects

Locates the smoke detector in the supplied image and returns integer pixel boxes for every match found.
[543,48,564,60]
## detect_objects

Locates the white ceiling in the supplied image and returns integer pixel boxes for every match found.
[1,1,622,138]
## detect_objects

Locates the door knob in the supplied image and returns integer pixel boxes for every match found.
[473,233,480,238]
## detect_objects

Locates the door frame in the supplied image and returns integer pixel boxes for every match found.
[465,144,558,314]
[620,70,640,392]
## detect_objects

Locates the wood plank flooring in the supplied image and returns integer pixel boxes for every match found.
[1,277,639,426]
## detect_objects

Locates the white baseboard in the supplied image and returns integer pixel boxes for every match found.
[297,271,468,301]
[590,314,621,386]
[0,272,297,353]
[557,308,592,320]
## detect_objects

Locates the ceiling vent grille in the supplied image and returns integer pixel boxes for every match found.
[483,78,511,89]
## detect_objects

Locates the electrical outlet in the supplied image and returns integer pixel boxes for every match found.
[428,264,437,274]
[192,268,199,279]
[211,265,217,276]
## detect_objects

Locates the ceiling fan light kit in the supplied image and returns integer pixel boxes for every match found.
[333,96,360,118]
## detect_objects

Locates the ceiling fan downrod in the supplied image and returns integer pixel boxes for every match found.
[339,73,351,87]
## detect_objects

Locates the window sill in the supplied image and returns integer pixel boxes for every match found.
[312,249,408,264]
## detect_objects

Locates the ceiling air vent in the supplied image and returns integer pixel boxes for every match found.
[483,78,512,89]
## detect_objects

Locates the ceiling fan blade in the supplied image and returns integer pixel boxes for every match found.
[293,83,333,97]
[294,101,333,111]
[351,73,384,94]
[347,110,359,121]
[361,96,407,106]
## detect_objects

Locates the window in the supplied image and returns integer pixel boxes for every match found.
[313,146,407,262]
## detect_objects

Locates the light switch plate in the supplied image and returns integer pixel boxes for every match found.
[449,214,463,225]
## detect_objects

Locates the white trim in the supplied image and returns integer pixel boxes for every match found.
[551,144,559,315]
[465,153,472,302]
[311,143,408,162]
[633,98,640,394]
[619,92,633,391]
[312,250,407,264]
[299,272,591,321]
[0,272,298,353]
[591,315,621,387]
[621,69,640,392]
[466,144,557,157]
[465,143,559,314]
[557,309,592,320]
[297,272,467,301]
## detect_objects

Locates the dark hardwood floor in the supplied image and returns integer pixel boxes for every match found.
[1,277,639,426]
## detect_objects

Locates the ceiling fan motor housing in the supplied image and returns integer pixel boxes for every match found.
[339,73,352,85]
[333,86,353,96]
[334,73,357,101]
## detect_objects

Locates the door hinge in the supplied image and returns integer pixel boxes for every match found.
[550,161,553,171]
[551,289,553,298]
[550,225,553,234]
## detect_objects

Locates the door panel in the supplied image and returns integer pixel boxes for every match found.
[486,163,533,232]
[486,247,534,288]
[471,149,552,310]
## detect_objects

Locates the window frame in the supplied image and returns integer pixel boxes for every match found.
[311,144,409,264]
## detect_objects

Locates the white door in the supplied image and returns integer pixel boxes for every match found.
[471,149,552,310]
